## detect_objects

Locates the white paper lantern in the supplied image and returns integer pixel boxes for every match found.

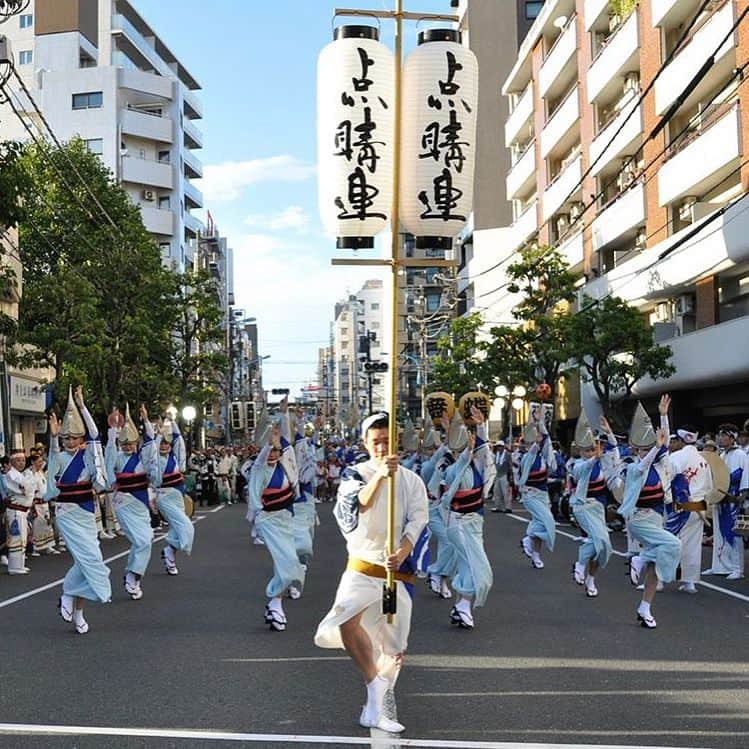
[318,26,395,249]
[400,30,478,250]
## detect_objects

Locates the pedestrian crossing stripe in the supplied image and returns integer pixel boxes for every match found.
[0,722,714,748]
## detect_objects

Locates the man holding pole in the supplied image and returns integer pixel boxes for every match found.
[314,411,428,734]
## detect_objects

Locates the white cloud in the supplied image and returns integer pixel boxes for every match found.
[244,205,310,233]
[200,156,316,202]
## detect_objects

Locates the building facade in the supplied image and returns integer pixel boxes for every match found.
[0,0,204,271]
[494,0,749,425]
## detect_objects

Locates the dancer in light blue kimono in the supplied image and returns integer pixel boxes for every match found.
[47,386,111,635]
[518,414,557,569]
[148,418,194,575]
[289,406,318,567]
[105,403,156,600]
[248,399,305,631]
[422,417,457,599]
[569,410,618,598]
[620,395,681,629]
[441,406,493,629]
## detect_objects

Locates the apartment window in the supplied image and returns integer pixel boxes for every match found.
[526,1,544,19]
[158,150,170,163]
[158,196,171,210]
[84,138,103,155]
[426,292,441,312]
[18,50,32,65]
[72,91,103,110]
[205,404,214,416]
[19,14,33,29]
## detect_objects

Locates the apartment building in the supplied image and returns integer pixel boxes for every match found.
[194,221,233,445]
[491,0,749,425]
[332,280,386,425]
[0,0,203,271]
[453,0,543,330]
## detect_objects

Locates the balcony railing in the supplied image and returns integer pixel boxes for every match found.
[665,98,737,160]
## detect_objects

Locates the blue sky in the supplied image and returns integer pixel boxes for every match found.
[137,0,448,393]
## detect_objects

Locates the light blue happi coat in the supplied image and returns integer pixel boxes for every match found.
[441,428,493,607]
[423,445,458,579]
[248,440,305,598]
[291,425,318,565]
[46,414,111,603]
[570,456,613,567]
[519,435,556,551]
[148,424,194,554]
[105,425,156,576]
[620,446,681,583]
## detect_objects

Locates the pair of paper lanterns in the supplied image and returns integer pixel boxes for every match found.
[318,25,478,250]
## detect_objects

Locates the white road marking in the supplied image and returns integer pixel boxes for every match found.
[0,723,712,748]
[223,656,349,663]
[503,513,747,602]
[0,509,215,610]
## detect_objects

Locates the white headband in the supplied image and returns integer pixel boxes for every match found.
[676,428,698,444]
[361,412,388,437]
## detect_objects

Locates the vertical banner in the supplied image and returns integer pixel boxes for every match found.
[318,25,395,249]
[400,29,478,249]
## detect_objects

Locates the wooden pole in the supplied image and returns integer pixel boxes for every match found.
[384,0,403,623]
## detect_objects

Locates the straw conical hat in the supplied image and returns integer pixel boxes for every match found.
[523,420,538,445]
[61,387,85,437]
[574,408,595,449]
[629,402,656,449]
[401,417,419,452]
[447,409,467,452]
[422,424,441,449]
[704,450,730,505]
[119,403,139,444]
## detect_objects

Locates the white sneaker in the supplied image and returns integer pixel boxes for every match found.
[572,562,585,585]
[678,582,698,594]
[531,552,544,569]
[520,536,533,559]
[585,575,598,598]
[726,571,745,581]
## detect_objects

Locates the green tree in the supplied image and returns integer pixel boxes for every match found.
[568,295,676,422]
[505,244,577,398]
[9,138,178,414]
[168,267,229,419]
[430,312,484,397]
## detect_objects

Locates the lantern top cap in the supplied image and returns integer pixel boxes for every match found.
[334,25,379,42]
[418,28,462,45]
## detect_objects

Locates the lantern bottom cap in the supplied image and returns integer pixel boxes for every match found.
[414,236,453,250]
[337,237,375,250]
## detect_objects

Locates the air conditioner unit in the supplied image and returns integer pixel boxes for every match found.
[569,202,584,221]
[623,72,640,93]
[142,189,156,201]
[555,213,570,236]
[675,294,695,315]
[678,199,711,224]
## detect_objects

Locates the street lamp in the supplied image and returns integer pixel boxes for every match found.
[181,405,196,456]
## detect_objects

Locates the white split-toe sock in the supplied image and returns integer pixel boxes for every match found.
[360,675,405,733]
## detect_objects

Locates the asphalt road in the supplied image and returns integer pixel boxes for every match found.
[0,500,747,749]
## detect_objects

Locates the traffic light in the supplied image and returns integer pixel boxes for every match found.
[271,388,290,395]
[230,401,245,431]
[245,401,255,431]
[363,361,388,373]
